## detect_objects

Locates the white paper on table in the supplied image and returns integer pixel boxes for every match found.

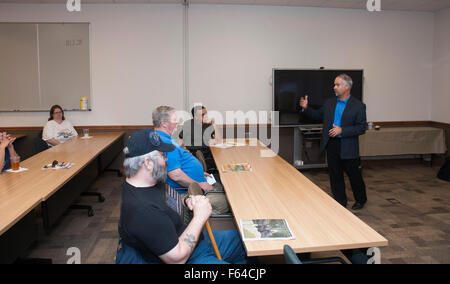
[210,143,233,149]
[6,167,29,173]
[42,163,75,170]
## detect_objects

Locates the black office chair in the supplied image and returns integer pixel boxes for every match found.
[32,132,49,155]
[284,245,302,264]
[195,150,208,172]
[72,188,106,217]
[194,148,218,174]
[33,131,103,216]
[195,150,222,190]
[283,245,347,264]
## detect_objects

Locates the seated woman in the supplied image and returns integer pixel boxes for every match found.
[0,132,18,173]
[43,105,78,146]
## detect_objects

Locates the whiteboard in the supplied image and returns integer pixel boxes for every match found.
[0,23,91,111]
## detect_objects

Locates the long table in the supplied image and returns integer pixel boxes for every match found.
[211,139,388,258]
[0,132,124,263]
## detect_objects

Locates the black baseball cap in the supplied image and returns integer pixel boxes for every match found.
[125,129,175,158]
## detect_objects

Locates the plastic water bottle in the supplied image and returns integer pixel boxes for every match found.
[81,97,88,110]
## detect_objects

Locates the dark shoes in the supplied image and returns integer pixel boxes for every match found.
[351,202,366,210]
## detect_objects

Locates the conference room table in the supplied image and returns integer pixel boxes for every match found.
[210,139,388,260]
[0,132,124,263]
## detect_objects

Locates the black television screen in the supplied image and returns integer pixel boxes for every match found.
[273,69,363,126]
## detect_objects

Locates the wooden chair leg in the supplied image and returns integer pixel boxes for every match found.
[205,221,222,261]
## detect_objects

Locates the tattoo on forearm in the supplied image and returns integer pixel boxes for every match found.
[184,234,197,251]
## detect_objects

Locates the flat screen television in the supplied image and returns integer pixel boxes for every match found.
[273,69,363,126]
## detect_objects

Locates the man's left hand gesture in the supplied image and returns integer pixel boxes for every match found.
[329,124,342,138]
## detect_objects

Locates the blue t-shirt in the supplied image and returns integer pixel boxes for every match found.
[333,96,351,138]
[156,130,206,192]
[2,148,11,172]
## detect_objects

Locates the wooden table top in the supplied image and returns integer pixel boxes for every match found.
[0,132,124,235]
[211,139,388,257]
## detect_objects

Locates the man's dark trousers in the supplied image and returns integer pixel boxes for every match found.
[326,138,367,207]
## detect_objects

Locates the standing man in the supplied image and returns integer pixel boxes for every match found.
[299,74,367,210]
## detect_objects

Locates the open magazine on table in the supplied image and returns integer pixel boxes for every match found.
[240,219,295,241]
[221,163,252,173]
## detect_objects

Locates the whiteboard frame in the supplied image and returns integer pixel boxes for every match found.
[0,22,92,112]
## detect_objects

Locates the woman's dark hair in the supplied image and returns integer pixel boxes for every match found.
[48,105,65,121]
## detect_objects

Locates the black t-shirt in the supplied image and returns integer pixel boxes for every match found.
[118,182,186,263]
[179,119,215,148]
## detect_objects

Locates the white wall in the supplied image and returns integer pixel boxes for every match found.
[432,7,450,124]
[0,4,184,126]
[0,3,436,127]
[189,5,434,122]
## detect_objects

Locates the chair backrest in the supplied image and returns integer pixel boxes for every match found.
[283,245,302,264]
[188,182,204,196]
[32,136,49,155]
[437,157,450,181]
[195,150,207,172]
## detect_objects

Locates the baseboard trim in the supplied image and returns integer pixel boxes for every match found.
[1,121,449,132]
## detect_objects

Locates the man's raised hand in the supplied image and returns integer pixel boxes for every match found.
[299,95,308,109]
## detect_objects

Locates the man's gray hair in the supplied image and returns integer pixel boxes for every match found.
[337,74,353,89]
[152,106,175,128]
[123,148,161,178]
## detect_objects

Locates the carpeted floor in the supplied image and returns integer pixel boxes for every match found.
[24,164,450,264]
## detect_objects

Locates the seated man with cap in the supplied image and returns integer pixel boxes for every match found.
[116,129,247,264]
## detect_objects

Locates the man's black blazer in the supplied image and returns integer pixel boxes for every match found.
[302,96,367,159]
